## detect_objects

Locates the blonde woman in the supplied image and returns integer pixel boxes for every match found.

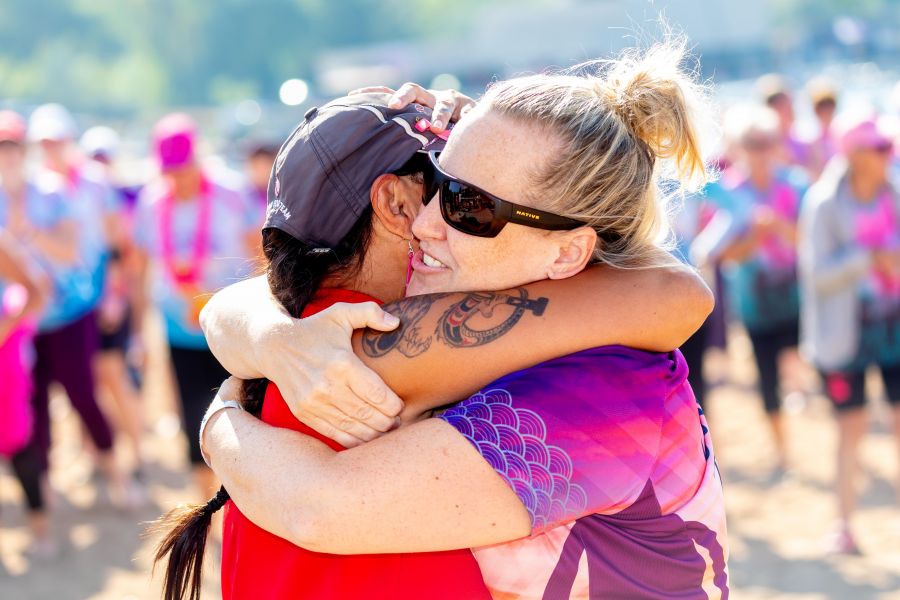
[201,42,728,599]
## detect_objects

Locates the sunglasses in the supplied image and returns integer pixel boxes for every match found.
[422,151,586,238]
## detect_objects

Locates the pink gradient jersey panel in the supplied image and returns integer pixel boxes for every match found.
[438,346,729,599]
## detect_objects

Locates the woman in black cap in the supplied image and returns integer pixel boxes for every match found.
[198,42,728,599]
[155,79,716,599]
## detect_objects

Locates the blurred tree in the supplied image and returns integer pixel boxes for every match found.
[0,0,549,112]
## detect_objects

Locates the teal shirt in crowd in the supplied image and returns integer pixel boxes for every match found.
[718,171,806,333]
[134,176,260,350]
[0,176,99,331]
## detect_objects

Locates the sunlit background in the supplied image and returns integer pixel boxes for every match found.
[2,1,900,599]
[2,0,900,166]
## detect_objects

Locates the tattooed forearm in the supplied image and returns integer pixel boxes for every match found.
[361,293,449,358]
[361,289,548,359]
[437,289,548,347]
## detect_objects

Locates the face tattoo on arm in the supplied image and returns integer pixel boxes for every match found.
[362,288,549,358]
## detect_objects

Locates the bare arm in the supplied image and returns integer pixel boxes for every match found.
[201,275,282,379]
[130,247,151,341]
[201,261,711,442]
[355,261,712,415]
[0,228,48,342]
[206,384,530,554]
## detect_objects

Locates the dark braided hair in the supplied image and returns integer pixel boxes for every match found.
[150,217,374,600]
[150,152,427,600]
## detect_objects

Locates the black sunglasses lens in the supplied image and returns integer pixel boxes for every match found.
[422,163,439,206]
[441,181,498,236]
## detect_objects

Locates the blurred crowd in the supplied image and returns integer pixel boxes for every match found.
[679,74,900,555]
[0,103,275,558]
[2,70,900,568]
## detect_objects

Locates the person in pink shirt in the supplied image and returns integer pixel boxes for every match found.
[0,110,53,555]
[800,115,900,553]
[133,114,260,497]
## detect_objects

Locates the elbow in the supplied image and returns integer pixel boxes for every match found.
[199,289,226,340]
[198,294,214,336]
[284,508,322,550]
[283,504,343,554]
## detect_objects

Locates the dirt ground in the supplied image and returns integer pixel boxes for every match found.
[2,321,900,600]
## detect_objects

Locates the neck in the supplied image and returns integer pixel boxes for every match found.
[849,171,883,203]
[172,173,202,201]
[324,239,406,304]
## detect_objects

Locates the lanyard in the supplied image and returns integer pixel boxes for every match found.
[159,175,213,288]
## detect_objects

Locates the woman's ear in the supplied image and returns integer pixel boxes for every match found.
[370,173,421,239]
[547,227,597,280]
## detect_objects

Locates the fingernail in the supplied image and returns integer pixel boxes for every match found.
[384,313,400,327]
[432,119,443,130]
[388,98,402,108]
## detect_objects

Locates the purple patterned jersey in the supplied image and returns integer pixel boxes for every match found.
[438,346,729,599]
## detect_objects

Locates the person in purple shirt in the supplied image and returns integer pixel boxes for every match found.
[758,74,812,175]
[200,41,728,599]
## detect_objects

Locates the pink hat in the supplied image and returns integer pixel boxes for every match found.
[839,116,893,155]
[0,110,26,143]
[153,112,197,171]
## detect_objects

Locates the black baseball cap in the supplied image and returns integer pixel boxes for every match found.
[264,92,447,249]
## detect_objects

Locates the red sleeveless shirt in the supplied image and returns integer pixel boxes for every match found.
[220,288,490,599]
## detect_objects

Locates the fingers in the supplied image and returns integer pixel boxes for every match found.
[327,301,400,332]
[302,413,369,449]
[388,82,435,110]
[349,86,395,96]
[300,399,387,446]
[430,93,457,132]
[345,359,405,420]
[430,90,477,132]
[279,349,402,447]
[322,351,403,424]
[385,82,477,133]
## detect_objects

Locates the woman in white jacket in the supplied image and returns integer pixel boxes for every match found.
[799,115,900,554]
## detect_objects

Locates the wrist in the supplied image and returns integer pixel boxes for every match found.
[199,395,244,467]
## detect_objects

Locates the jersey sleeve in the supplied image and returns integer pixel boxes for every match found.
[437,347,671,534]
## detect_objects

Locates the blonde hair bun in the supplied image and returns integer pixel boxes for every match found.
[602,40,708,191]
[482,37,714,269]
